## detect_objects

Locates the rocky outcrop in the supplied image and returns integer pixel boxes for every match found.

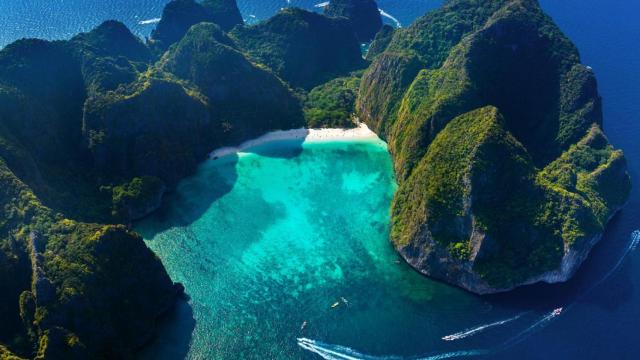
[325,0,383,42]
[0,13,307,356]
[230,8,366,89]
[360,0,631,293]
[149,0,243,51]
[201,0,243,31]
[365,24,394,60]
[111,176,167,220]
[160,23,304,143]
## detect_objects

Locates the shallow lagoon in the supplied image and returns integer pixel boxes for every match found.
[136,139,488,359]
[136,138,630,360]
[4,0,638,358]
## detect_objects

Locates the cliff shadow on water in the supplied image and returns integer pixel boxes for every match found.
[483,211,637,312]
[138,299,195,360]
[136,133,307,239]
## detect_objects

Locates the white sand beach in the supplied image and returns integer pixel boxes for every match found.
[209,123,379,159]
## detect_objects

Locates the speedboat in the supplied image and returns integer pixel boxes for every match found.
[552,307,563,316]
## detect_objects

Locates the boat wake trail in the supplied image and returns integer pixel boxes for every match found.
[379,9,402,28]
[587,229,640,293]
[441,313,525,341]
[299,231,640,360]
[500,309,562,349]
[298,338,401,360]
[297,338,487,360]
[138,18,160,25]
[629,230,640,251]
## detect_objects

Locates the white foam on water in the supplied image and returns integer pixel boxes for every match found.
[442,313,526,341]
[499,309,561,349]
[138,17,160,25]
[416,350,488,360]
[498,229,640,351]
[587,229,640,293]
[298,338,395,360]
[298,338,487,360]
[379,9,402,28]
[315,1,330,8]
[298,231,640,360]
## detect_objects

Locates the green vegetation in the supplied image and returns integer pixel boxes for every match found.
[0,0,313,355]
[365,25,394,60]
[110,176,166,220]
[304,75,361,128]
[150,0,243,52]
[362,0,631,292]
[0,344,25,360]
[324,0,383,42]
[230,8,366,89]
[0,0,632,354]
[201,0,244,31]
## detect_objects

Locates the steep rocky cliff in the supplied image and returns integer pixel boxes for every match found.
[0,1,305,356]
[149,0,243,52]
[230,8,366,89]
[0,0,632,356]
[324,0,383,42]
[358,0,631,293]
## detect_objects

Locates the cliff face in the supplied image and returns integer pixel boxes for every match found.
[160,23,304,143]
[324,0,383,42]
[230,8,366,89]
[0,0,633,356]
[0,23,183,359]
[150,0,243,51]
[359,0,631,293]
[0,0,306,355]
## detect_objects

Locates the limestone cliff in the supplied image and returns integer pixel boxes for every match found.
[358,0,631,293]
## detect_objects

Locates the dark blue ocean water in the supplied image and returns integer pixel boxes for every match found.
[1,1,638,359]
[0,0,438,48]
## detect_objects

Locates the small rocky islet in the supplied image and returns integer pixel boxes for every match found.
[0,0,630,358]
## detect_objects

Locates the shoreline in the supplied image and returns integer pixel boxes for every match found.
[209,123,379,159]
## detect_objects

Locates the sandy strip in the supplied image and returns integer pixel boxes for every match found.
[209,123,379,159]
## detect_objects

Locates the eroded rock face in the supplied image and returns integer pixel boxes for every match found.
[150,0,243,51]
[325,0,383,42]
[359,0,631,293]
[0,10,303,356]
[230,8,366,89]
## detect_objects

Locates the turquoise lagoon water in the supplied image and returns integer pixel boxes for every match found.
[2,0,640,358]
[136,138,491,359]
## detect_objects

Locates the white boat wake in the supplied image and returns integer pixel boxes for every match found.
[379,9,402,28]
[441,313,525,341]
[138,17,160,25]
[299,231,640,359]
[297,338,486,360]
[586,228,640,293]
[298,337,398,360]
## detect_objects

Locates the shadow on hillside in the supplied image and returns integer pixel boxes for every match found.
[482,212,635,311]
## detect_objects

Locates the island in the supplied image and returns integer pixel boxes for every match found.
[0,0,630,358]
